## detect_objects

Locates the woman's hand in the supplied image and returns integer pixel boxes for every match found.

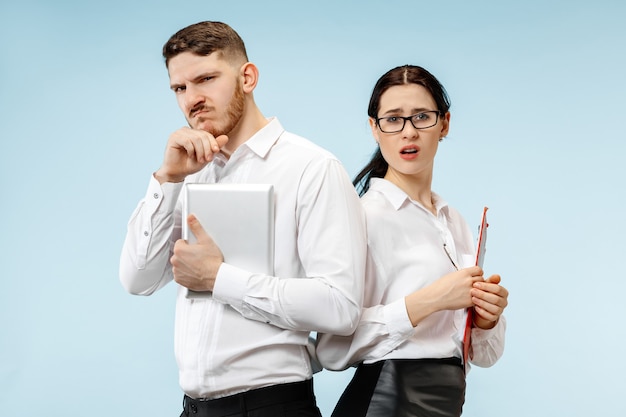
[471,274,509,329]
[405,266,484,327]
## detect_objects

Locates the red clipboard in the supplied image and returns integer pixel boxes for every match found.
[474,207,489,269]
[463,207,489,370]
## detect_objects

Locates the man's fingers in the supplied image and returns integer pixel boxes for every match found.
[172,128,216,162]
[187,214,212,244]
[215,134,229,149]
[173,129,229,162]
[205,134,229,158]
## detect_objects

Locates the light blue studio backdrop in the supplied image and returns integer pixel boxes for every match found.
[1,0,625,415]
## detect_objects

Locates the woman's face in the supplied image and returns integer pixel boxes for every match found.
[369,83,450,183]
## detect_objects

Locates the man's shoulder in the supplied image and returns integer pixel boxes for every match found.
[277,130,338,162]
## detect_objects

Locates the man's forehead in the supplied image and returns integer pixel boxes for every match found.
[167,52,228,77]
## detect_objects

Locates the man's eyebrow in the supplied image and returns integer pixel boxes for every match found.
[169,71,220,90]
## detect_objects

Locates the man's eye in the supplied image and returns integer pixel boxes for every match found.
[173,86,186,93]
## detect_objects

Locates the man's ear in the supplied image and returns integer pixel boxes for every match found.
[240,62,259,93]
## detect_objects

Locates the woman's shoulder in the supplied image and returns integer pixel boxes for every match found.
[361,186,393,213]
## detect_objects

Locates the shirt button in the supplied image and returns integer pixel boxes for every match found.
[153,193,159,199]
[143,231,149,237]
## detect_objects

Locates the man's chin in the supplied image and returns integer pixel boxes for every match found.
[190,120,221,135]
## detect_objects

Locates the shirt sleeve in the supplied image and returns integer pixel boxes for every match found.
[470,315,507,367]
[119,175,184,295]
[212,158,367,336]
[315,297,416,370]
[315,250,416,371]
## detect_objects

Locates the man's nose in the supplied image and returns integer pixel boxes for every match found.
[185,85,205,111]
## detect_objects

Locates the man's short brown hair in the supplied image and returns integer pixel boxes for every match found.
[162,21,248,68]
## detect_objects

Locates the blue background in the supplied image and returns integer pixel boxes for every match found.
[2,0,625,415]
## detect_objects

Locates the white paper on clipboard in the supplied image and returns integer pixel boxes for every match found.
[475,207,489,268]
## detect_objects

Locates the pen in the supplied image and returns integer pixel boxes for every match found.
[443,243,459,271]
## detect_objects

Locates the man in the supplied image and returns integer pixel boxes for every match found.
[119,21,366,417]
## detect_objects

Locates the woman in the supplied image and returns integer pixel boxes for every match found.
[316,65,509,417]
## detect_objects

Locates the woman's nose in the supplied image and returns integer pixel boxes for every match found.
[401,120,419,139]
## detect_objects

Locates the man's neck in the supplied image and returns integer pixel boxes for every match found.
[222,105,268,158]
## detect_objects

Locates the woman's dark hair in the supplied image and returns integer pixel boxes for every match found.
[162,21,248,68]
[353,65,451,196]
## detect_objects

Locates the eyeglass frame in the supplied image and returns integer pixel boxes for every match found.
[374,110,444,133]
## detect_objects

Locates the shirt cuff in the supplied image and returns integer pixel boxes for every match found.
[147,175,183,214]
[383,298,415,339]
[212,263,249,311]
[472,316,505,342]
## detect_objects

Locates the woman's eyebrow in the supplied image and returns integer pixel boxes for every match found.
[380,107,430,115]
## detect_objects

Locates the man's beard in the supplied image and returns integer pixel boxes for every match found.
[189,81,245,136]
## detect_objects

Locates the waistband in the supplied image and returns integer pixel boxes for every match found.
[182,379,315,416]
[391,357,463,368]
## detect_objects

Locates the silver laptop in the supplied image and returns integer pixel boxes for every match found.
[182,183,275,298]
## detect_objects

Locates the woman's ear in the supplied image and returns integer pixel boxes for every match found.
[369,117,380,143]
[240,62,259,93]
[440,112,451,138]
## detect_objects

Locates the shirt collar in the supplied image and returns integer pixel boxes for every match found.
[241,117,283,159]
[369,177,449,215]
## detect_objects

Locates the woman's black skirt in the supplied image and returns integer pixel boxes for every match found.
[331,358,465,417]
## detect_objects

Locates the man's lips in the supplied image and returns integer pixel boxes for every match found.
[191,110,209,118]
[190,107,212,118]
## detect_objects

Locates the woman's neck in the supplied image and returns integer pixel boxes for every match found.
[384,169,436,215]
